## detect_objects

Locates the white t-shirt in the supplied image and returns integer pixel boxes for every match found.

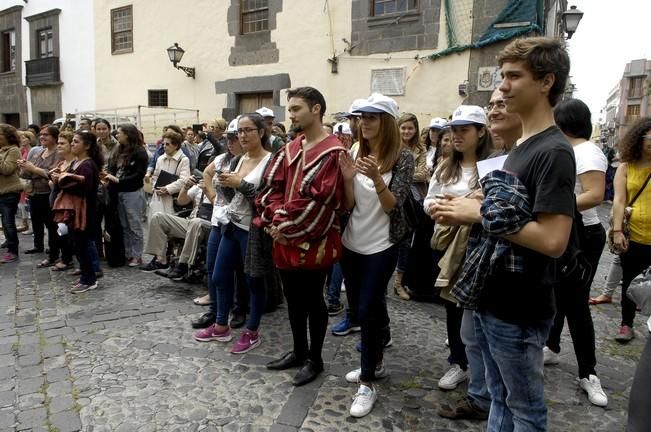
[342,170,394,255]
[426,146,436,171]
[211,154,230,226]
[573,141,607,226]
[228,153,271,231]
[423,166,475,215]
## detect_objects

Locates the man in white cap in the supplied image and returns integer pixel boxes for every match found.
[256,107,285,153]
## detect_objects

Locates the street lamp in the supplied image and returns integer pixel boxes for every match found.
[562,5,584,39]
[166,43,195,79]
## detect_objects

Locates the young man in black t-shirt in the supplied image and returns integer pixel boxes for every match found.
[436,37,574,431]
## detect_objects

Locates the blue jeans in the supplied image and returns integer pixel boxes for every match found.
[0,192,19,254]
[474,311,552,432]
[341,245,397,382]
[396,235,411,273]
[89,241,101,272]
[73,229,96,285]
[213,223,265,331]
[326,262,344,306]
[117,189,145,259]
[461,309,490,412]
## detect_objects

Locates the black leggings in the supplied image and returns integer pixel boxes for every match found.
[620,241,651,327]
[30,193,60,260]
[279,269,329,365]
[546,223,605,378]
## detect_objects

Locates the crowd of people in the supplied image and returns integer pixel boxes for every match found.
[1,35,650,430]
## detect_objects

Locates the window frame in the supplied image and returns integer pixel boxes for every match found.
[628,76,644,98]
[370,0,418,17]
[240,0,270,35]
[111,5,133,55]
[1,29,16,73]
[148,89,168,108]
[37,27,54,58]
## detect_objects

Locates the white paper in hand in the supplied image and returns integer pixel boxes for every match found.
[477,155,508,180]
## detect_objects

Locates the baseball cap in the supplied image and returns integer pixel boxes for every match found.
[256,107,275,118]
[428,117,448,129]
[353,93,400,119]
[447,105,487,127]
[333,122,353,136]
[344,99,367,118]
[225,118,238,136]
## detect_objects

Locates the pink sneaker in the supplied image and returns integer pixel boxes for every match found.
[230,330,260,354]
[1,252,17,263]
[194,324,232,342]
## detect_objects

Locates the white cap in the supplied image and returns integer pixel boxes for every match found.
[345,99,367,117]
[226,118,238,135]
[447,105,487,127]
[333,122,352,136]
[353,93,400,119]
[428,117,448,129]
[256,107,275,118]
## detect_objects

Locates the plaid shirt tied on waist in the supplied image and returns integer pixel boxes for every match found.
[451,170,533,309]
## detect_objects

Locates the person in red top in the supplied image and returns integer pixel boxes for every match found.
[257,87,346,386]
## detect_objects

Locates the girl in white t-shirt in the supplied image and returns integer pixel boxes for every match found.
[423,105,492,392]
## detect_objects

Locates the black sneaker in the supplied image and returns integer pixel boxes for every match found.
[327,303,344,316]
[169,264,188,281]
[140,258,168,273]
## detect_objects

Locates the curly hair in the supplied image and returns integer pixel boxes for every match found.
[619,117,651,163]
[0,123,20,147]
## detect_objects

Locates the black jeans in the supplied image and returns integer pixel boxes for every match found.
[546,223,605,378]
[628,334,651,432]
[341,245,398,382]
[30,193,60,259]
[620,241,651,327]
[279,268,329,366]
[73,229,96,285]
[445,301,467,369]
[0,192,19,254]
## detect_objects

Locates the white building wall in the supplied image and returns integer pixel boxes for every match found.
[5,0,95,121]
[94,0,469,128]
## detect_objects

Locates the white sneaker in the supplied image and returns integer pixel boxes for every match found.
[438,364,468,390]
[543,346,560,365]
[579,374,608,407]
[445,338,449,347]
[345,364,388,383]
[350,384,377,418]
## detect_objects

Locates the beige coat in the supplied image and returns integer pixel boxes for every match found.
[0,146,23,195]
[151,149,190,215]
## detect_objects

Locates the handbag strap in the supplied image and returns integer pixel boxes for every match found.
[627,169,651,207]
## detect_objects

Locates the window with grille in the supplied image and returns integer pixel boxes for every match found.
[1,30,16,72]
[111,6,133,54]
[38,28,54,58]
[372,0,418,16]
[627,104,640,116]
[148,90,168,107]
[371,68,406,96]
[241,0,269,34]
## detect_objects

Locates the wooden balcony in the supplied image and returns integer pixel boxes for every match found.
[25,57,61,87]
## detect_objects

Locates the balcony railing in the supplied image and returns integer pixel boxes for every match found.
[25,57,61,87]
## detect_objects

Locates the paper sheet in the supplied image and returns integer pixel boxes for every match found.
[477,155,508,180]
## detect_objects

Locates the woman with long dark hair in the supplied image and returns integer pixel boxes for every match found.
[103,124,149,267]
[53,131,104,293]
[194,114,271,355]
[0,124,23,263]
[18,125,62,263]
[611,117,651,342]
[338,94,414,417]
[423,105,492,392]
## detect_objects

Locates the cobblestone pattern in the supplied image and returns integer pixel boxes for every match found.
[0,204,645,431]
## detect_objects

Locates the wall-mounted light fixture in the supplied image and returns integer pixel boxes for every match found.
[166,43,195,79]
[562,5,584,39]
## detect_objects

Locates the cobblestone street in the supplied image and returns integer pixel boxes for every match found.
[0,204,645,431]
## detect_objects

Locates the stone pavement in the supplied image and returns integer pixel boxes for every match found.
[0,203,646,432]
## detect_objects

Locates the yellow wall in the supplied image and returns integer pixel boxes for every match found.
[95,0,470,131]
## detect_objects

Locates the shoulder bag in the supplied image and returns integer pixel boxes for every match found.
[607,170,651,254]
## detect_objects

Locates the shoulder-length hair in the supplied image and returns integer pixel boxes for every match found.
[0,123,20,147]
[397,113,420,149]
[435,124,493,189]
[619,117,651,163]
[358,113,401,174]
[239,113,270,151]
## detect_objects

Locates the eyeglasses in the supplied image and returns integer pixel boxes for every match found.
[237,127,259,135]
[485,101,506,112]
